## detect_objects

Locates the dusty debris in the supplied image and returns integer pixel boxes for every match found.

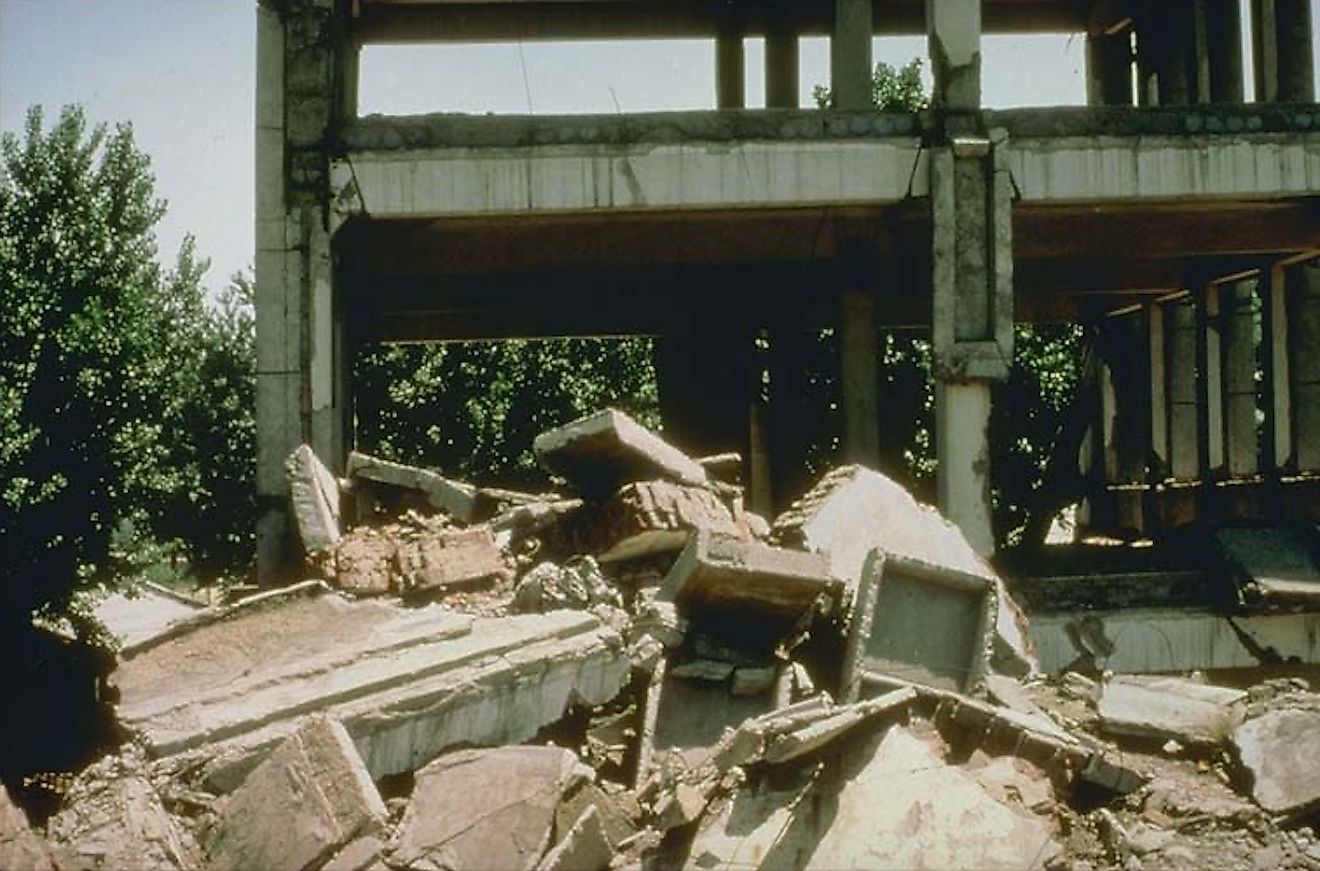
[568,479,748,562]
[533,408,709,498]
[1098,675,1248,746]
[347,449,480,523]
[513,556,622,613]
[0,785,56,871]
[1232,705,1320,816]
[206,716,386,871]
[396,523,511,599]
[287,443,343,554]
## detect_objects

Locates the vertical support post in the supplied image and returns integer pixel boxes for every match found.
[839,288,880,464]
[1222,280,1259,477]
[1137,1,1196,105]
[1273,0,1316,101]
[1148,302,1169,478]
[1202,285,1225,475]
[1086,26,1134,106]
[831,0,873,110]
[716,17,746,109]
[1252,0,1281,101]
[927,0,981,109]
[935,382,995,553]
[765,14,799,108]
[1267,264,1293,470]
[1288,260,1320,471]
[1203,0,1245,102]
[1168,299,1200,481]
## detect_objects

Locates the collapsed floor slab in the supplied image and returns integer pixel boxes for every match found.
[533,409,709,499]
[112,583,630,786]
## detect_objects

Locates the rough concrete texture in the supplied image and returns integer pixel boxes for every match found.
[391,746,590,871]
[288,443,343,554]
[771,464,1035,676]
[513,556,622,613]
[1215,526,1320,604]
[328,526,397,596]
[113,584,629,783]
[0,785,55,871]
[569,479,745,562]
[396,524,510,598]
[533,409,708,499]
[844,549,995,695]
[660,530,839,622]
[536,806,613,871]
[346,450,478,522]
[206,716,386,871]
[1232,707,1320,815]
[689,725,1056,870]
[1098,675,1248,746]
[94,581,205,648]
[45,753,200,871]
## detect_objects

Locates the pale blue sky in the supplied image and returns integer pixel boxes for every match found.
[0,1,1313,295]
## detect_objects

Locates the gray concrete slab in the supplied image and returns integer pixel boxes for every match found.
[346,450,479,522]
[1098,675,1248,745]
[534,409,709,499]
[1232,706,1320,815]
[287,443,342,554]
[569,479,745,562]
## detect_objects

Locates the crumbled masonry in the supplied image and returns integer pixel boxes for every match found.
[19,410,1320,871]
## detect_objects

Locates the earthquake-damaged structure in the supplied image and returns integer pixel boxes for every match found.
[14,411,1320,870]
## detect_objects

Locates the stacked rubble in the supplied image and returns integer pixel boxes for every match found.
[12,408,1320,870]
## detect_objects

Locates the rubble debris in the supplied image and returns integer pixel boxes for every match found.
[112,583,629,786]
[660,530,840,625]
[567,479,747,562]
[396,523,511,599]
[206,716,386,871]
[695,452,742,485]
[513,556,623,613]
[842,548,995,696]
[536,805,613,871]
[770,463,1037,677]
[347,450,479,523]
[44,751,200,871]
[390,746,590,871]
[1098,675,1248,746]
[1,784,56,871]
[287,443,343,554]
[327,524,397,597]
[93,581,205,648]
[1232,705,1320,815]
[533,409,709,499]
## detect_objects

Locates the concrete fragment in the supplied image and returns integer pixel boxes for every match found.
[321,836,384,871]
[660,530,840,624]
[513,556,622,613]
[287,443,342,554]
[771,464,1036,676]
[346,450,478,522]
[731,666,778,697]
[93,581,205,648]
[571,480,744,562]
[669,659,736,682]
[206,716,386,871]
[653,672,778,769]
[842,548,996,696]
[391,746,589,871]
[1232,707,1320,815]
[533,409,708,498]
[1,785,56,871]
[113,585,629,784]
[654,783,707,831]
[330,527,397,596]
[555,784,638,854]
[46,754,200,871]
[966,750,1056,814]
[1099,675,1248,745]
[536,806,613,871]
[397,524,510,598]
[762,688,917,765]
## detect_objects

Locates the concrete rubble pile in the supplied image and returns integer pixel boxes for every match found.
[15,408,1320,870]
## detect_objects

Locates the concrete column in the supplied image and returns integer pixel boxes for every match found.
[1100,312,1149,485]
[716,18,746,109]
[831,0,873,110]
[255,0,350,582]
[1264,264,1293,470]
[1255,0,1315,101]
[926,0,981,109]
[1086,28,1134,106]
[935,382,994,555]
[1202,0,1245,102]
[1202,286,1225,474]
[1288,261,1320,471]
[1222,280,1259,477]
[1138,1,1196,105]
[839,288,880,464]
[1168,299,1200,480]
[1148,303,1169,477]
[765,17,799,108]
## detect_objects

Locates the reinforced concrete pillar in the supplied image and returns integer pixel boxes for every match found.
[716,17,746,109]
[1137,1,1196,105]
[1147,302,1169,478]
[1288,261,1320,471]
[1262,264,1293,472]
[1168,299,1200,480]
[1253,0,1316,101]
[839,288,880,465]
[831,0,873,109]
[1201,287,1225,475]
[255,0,353,582]
[1086,27,1134,106]
[1222,280,1259,477]
[1201,0,1245,102]
[766,15,799,108]
[927,0,1008,555]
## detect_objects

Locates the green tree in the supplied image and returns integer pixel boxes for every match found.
[0,105,218,634]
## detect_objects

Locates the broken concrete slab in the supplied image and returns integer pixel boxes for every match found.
[533,409,709,499]
[570,480,745,562]
[660,530,840,625]
[391,746,590,871]
[321,836,384,871]
[1214,525,1320,605]
[761,687,918,765]
[288,443,343,554]
[842,548,996,696]
[206,716,386,871]
[1,785,56,871]
[93,581,205,648]
[1099,675,1248,746]
[346,450,479,523]
[537,806,613,871]
[513,556,622,613]
[771,464,1036,677]
[45,753,200,871]
[113,583,630,785]
[396,524,510,598]
[1232,706,1320,815]
[328,526,397,596]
